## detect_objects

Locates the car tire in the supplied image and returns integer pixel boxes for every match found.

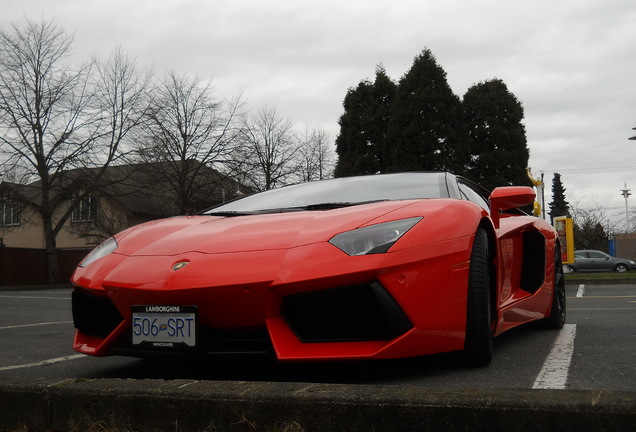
[614,263,628,273]
[462,227,493,367]
[543,244,566,329]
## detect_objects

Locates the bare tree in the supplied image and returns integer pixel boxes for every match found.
[296,125,334,182]
[92,46,153,163]
[64,47,154,242]
[136,71,245,213]
[0,19,151,283]
[233,106,299,191]
[570,198,612,251]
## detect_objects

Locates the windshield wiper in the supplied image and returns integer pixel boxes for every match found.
[303,202,355,210]
[206,200,389,216]
[205,210,271,217]
[285,200,388,211]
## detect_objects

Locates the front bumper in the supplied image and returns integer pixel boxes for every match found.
[72,236,472,361]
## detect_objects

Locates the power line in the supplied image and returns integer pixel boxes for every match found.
[542,166,636,174]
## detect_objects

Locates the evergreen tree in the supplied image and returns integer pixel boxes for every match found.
[573,221,609,251]
[334,66,397,177]
[383,49,467,174]
[548,173,570,222]
[463,79,530,190]
[570,203,610,250]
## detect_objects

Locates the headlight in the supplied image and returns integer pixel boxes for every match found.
[329,217,422,256]
[80,237,118,267]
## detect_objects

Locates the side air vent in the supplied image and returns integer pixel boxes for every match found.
[521,229,546,294]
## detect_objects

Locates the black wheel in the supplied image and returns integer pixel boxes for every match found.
[463,228,493,367]
[543,244,566,329]
[615,263,628,273]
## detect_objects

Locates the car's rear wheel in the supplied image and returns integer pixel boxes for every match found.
[463,227,493,367]
[615,263,628,273]
[543,244,566,329]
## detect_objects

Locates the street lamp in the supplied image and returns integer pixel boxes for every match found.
[630,127,636,140]
[620,183,631,232]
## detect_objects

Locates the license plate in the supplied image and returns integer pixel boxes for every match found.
[131,305,197,348]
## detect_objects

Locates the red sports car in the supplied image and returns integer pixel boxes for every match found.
[71,172,565,366]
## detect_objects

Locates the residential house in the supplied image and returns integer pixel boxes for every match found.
[0,161,251,249]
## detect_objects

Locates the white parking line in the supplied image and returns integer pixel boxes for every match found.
[532,324,577,389]
[0,295,71,300]
[0,321,73,330]
[0,354,86,372]
[576,284,585,297]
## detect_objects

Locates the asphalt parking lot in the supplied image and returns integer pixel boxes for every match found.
[1,282,635,431]
[1,282,635,390]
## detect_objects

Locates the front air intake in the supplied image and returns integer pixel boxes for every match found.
[281,281,412,342]
[72,288,124,338]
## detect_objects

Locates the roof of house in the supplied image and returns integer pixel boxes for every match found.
[1,161,251,218]
[0,181,41,203]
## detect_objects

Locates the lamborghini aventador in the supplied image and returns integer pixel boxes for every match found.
[71,172,565,366]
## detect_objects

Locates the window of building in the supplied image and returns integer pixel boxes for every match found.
[0,197,21,226]
[72,195,97,222]
[0,191,21,226]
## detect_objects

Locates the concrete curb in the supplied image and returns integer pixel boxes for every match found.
[1,378,635,432]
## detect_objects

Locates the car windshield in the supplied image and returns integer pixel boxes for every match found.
[204,173,450,213]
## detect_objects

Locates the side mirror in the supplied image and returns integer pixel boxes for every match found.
[489,186,536,229]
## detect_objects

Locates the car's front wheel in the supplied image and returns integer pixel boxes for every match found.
[615,263,628,273]
[462,227,493,367]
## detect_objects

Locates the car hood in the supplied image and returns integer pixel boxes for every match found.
[113,200,421,257]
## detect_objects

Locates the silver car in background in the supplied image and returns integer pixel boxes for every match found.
[571,249,635,273]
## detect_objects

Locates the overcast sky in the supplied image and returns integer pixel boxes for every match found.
[3,0,636,230]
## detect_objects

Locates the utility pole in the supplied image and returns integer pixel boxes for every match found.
[620,183,631,232]
[540,171,545,219]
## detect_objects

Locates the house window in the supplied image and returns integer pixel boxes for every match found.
[0,197,21,226]
[72,195,97,222]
